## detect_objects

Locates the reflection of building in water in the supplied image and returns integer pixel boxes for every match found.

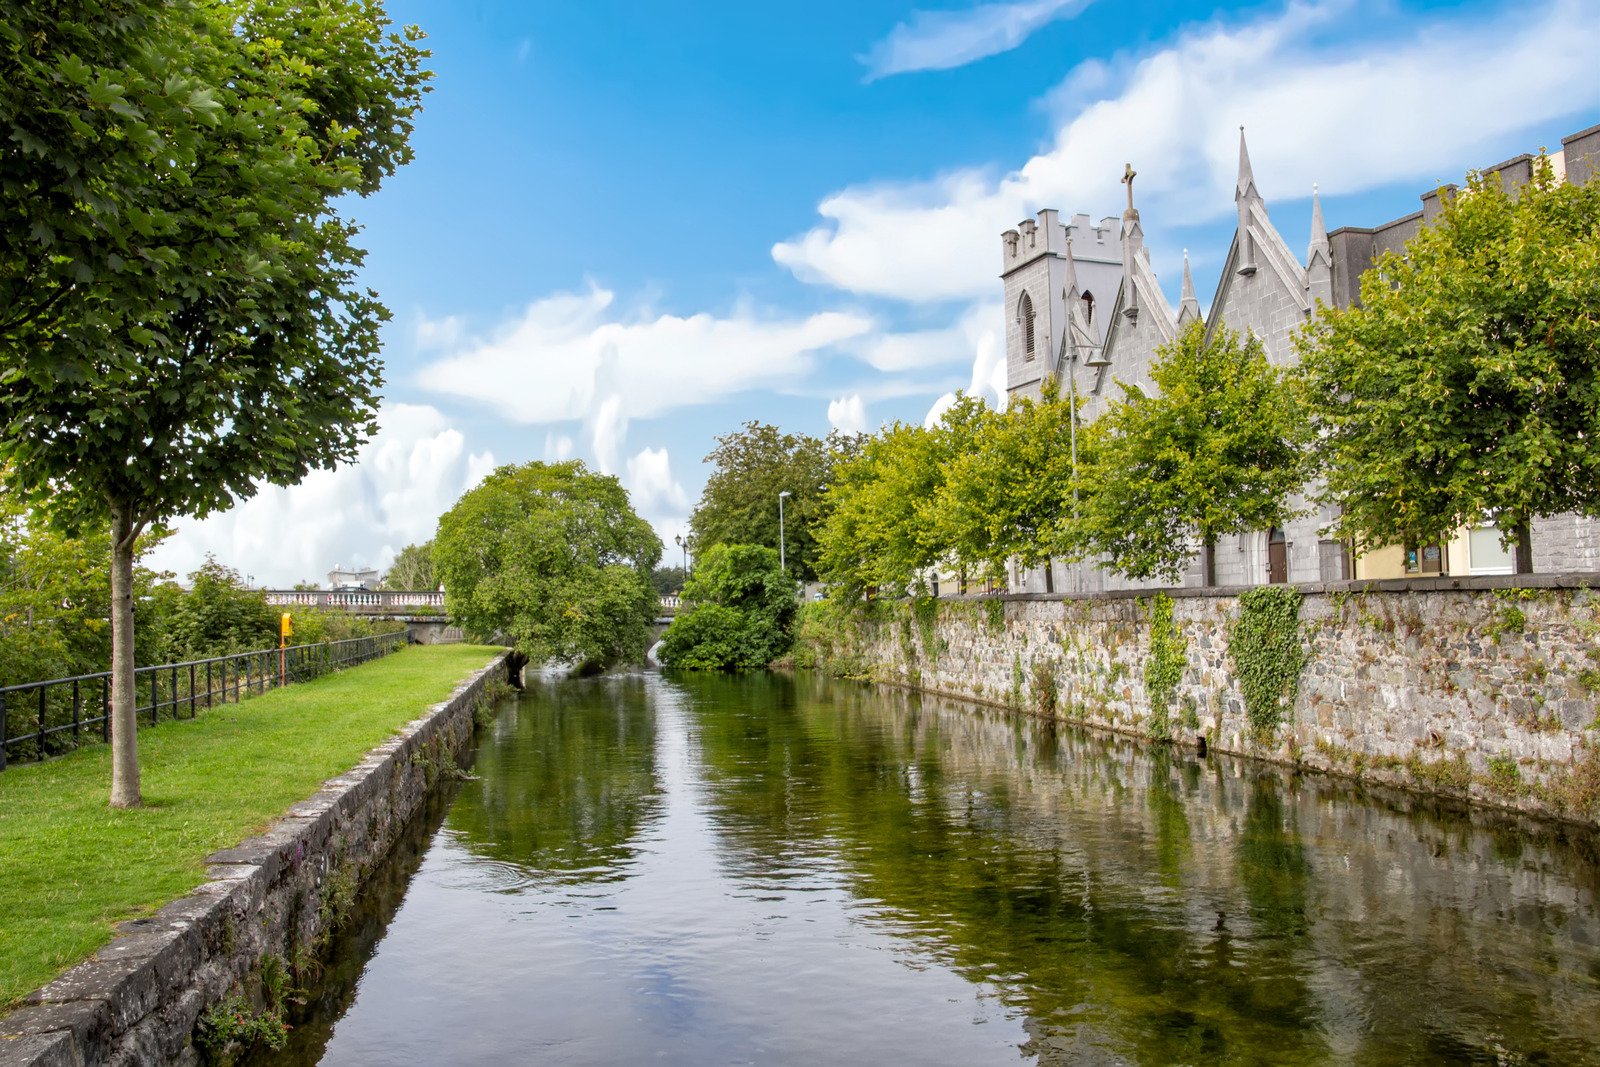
[1002,122,1600,593]
[831,680,1600,1062]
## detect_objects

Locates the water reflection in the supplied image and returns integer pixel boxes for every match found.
[292,672,1600,1066]
[448,673,663,890]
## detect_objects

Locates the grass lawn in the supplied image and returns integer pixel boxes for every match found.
[0,643,504,1007]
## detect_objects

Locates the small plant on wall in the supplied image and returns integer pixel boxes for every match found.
[1144,594,1187,737]
[1229,586,1307,740]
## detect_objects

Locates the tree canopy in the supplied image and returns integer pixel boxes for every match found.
[1057,323,1312,584]
[433,461,662,675]
[659,543,796,670]
[383,541,436,590]
[1296,157,1600,563]
[0,0,431,806]
[817,395,992,599]
[689,422,854,582]
[937,380,1076,583]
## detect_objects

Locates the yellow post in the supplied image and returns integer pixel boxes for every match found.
[279,613,293,686]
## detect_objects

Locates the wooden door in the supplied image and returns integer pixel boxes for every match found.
[1267,528,1288,584]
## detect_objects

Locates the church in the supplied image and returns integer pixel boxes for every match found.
[1000,122,1600,594]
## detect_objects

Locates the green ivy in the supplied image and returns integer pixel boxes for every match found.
[1229,586,1307,738]
[913,595,942,663]
[985,597,1006,633]
[1143,594,1186,713]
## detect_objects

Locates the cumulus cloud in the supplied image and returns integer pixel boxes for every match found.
[626,447,690,515]
[414,313,465,351]
[145,404,495,587]
[827,394,870,435]
[861,0,1095,81]
[416,286,874,425]
[778,0,1600,302]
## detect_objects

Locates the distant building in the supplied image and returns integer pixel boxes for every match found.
[1004,120,1600,592]
[327,564,381,591]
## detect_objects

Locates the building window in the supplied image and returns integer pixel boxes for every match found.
[1019,291,1036,360]
[1467,525,1515,575]
[1082,290,1095,325]
[1404,543,1445,575]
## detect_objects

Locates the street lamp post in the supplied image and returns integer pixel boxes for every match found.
[674,533,687,576]
[778,490,791,575]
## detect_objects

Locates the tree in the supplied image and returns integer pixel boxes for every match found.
[433,461,662,676]
[1296,157,1600,568]
[141,557,276,662]
[689,422,853,582]
[1062,323,1313,584]
[817,395,992,599]
[0,1,431,806]
[383,541,436,590]
[651,564,686,596]
[937,380,1077,584]
[659,544,797,670]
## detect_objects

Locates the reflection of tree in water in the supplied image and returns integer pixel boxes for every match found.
[447,676,662,884]
[684,673,1339,1063]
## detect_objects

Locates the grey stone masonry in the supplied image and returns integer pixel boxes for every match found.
[0,652,511,1067]
[803,576,1600,829]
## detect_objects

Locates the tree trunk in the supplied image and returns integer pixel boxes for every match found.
[1513,520,1534,575]
[1201,536,1217,587]
[109,503,141,808]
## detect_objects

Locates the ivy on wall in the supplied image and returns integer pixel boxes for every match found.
[1229,586,1307,738]
[1144,594,1186,713]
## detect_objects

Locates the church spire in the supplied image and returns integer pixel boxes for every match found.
[1307,183,1329,264]
[1236,126,1260,202]
[1306,182,1332,309]
[1178,249,1201,326]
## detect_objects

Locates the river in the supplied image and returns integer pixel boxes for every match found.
[270,671,1600,1065]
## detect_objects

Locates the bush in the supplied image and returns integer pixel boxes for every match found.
[659,544,796,671]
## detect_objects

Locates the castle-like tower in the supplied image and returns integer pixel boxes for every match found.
[1000,209,1122,405]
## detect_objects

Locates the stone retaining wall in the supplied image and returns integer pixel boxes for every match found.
[0,651,510,1066]
[798,576,1600,828]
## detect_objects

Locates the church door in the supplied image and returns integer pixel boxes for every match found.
[1267,528,1288,584]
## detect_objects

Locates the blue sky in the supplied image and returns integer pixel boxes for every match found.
[150,0,1600,586]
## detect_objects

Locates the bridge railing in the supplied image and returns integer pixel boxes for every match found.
[264,589,445,611]
[0,631,406,771]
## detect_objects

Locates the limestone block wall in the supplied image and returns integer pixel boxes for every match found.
[798,578,1600,827]
[0,652,511,1067]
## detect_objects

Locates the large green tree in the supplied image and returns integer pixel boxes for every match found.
[1062,323,1312,584]
[0,1,430,806]
[937,380,1076,584]
[659,543,796,671]
[433,461,662,676]
[689,422,853,582]
[1296,157,1600,568]
[817,395,992,599]
[382,541,436,590]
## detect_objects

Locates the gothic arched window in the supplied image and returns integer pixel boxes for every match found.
[1082,290,1095,325]
[1019,291,1036,360]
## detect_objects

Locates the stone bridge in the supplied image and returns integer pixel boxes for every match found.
[264,590,680,647]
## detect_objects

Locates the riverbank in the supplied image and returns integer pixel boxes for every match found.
[0,644,504,1011]
[795,578,1600,828]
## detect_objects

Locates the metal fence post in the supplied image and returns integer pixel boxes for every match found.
[1,691,8,771]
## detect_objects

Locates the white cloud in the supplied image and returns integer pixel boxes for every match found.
[542,432,574,461]
[145,404,495,587]
[626,447,690,515]
[778,0,1600,302]
[861,0,1096,81]
[827,394,870,435]
[416,286,874,426]
[414,313,465,351]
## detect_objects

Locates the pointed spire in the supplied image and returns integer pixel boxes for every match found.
[1178,249,1201,326]
[1062,232,1080,301]
[1236,126,1259,202]
[1307,183,1330,265]
[1306,183,1332,311]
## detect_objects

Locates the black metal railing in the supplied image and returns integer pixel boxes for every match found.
[0,631,406,770]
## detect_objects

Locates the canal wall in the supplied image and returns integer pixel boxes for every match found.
[0,651,511,1067]
[794,576,1600,827]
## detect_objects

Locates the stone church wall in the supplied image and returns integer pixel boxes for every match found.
[797,578,1600,829]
